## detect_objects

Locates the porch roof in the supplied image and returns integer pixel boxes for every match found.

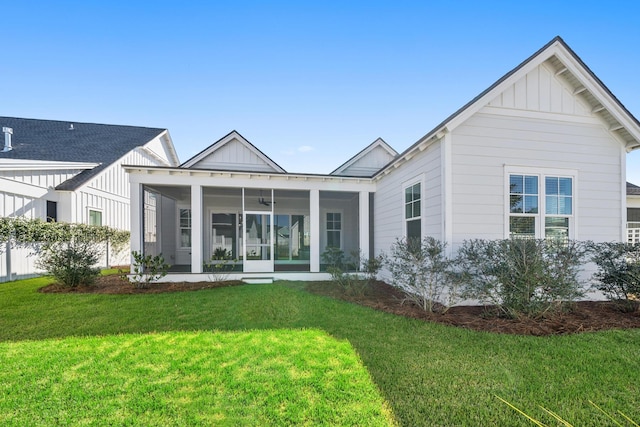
[123,164,376,192]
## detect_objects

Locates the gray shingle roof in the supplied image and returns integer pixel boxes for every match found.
[0,116,166,190]
[628,181,640,196]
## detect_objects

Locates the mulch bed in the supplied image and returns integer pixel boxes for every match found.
[305,281,640,336]
[38,274,244,294]
[39,275,640,335]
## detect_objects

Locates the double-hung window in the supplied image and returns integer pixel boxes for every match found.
[544,177,573,240]
[326,212,342,249]
[508,170,574,240]
[404,182,421,243]
[509,175,538,238]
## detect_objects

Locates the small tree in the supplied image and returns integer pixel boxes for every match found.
[385,237,461,313]
[589,242,640,312]
[36,240,102,287]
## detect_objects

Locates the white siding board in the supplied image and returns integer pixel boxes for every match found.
[526,67,539,111]
[489,62,595,118]
[0,169,81,188]
[539,65,552,112]
[503,85,515,108]
[514,77,527,110]
[191,140,278,173]
[145,136,172,165]
[374,140,442,255]
[450,108,623,245]
[340,146,397,177]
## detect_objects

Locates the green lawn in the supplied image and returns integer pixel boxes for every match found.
[0,330,391,426]
[1,276,639,426]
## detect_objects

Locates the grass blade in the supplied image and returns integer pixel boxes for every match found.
[589,401,624,427]
[539,406,574,427]
[617,411,640,427]
[495,396,548,427]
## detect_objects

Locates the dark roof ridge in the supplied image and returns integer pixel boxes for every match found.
[0,115,166,132]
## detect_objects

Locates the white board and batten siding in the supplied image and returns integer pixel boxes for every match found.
[373,140,443,255]
[190,139,279,173]
[0,168,87,282]
[1,135,175,281]
[449,62,625,246]
[338,145,397,177]
[0,168,83,218]
[66,146,169,230]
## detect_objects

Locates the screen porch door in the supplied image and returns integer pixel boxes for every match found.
[243,211,274,273]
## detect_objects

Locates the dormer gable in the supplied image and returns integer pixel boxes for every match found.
[181,130,286,173]
[331,138,398,177]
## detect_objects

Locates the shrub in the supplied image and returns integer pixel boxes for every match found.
[321,248,376,296]
[359,252,383,286]
[456,238,587,318]
[384,237,462,313]
[203,253,238,282]
[589,242,640,312]
[130,251,169,288]
[35,240,102,287]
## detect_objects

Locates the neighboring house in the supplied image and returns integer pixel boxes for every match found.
[628,182,640,243]
[124,37,640,283]
[0,117,179,281]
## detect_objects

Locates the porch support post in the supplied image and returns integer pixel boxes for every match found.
[359,191,370,261]
[129,182,143,274]
[310,189,320,272]
[191,184,203,274]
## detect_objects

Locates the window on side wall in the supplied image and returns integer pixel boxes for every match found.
[508,172,573,241]
[88,209,102,226]
[404,182,421,244]
[179,208,192,248]
[46,201,57,223]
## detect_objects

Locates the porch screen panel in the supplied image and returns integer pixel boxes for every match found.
[212,213,236,259]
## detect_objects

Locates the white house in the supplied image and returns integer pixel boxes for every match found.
[125,37,640,282]
[0,117,179,281]
[628,182,640,243]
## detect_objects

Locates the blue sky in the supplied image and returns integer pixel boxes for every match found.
[3,1,640,183]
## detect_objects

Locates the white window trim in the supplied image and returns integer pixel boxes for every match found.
[87,207,103,226]
[177,205,192,249]
[504,166,578,239]
[321,208,344,250]
[401,174,425,240]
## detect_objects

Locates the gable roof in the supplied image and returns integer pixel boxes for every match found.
[181,130,286,173]
[374,36,640,179]
[628,182,640,196]
[0,116,169,190]
[330,137,398,177]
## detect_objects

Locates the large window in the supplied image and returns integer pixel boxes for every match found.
[179,208,192,248]
[404,182,421,243]
[508,172,573,240]
[326,212,342,249]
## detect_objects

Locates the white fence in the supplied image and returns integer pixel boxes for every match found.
[0,240,129,283]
